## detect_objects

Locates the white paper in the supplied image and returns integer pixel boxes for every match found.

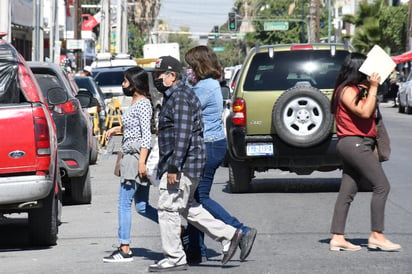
[359,45,396,85]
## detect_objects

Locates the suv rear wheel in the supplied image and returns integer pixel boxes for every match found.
[28,188,59,246]
[272,86,334,148]
[228,158,253,193]
[70,167,92,204]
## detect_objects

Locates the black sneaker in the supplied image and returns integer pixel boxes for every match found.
[239,227,257,261]
[222,229,242,265]
[103,248,133,263]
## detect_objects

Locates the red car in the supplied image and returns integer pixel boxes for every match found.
[0,33,63,246]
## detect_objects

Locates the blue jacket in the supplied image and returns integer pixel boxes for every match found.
[193,78,226,142]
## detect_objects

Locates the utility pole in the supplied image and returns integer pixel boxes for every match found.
[408,0,412,51]
[33,0,43,61]
[116,0,128,53]
[74,0,82,71]
[308,0,320,43]
[99,0,110,53]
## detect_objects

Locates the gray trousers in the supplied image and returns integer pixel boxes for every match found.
[330,136,390,234]
[157,173,236,264]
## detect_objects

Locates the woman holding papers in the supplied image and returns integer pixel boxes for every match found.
[329,53,401,252]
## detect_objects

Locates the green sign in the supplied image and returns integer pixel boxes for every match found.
[213,47,225,52]
[264,22,289,31]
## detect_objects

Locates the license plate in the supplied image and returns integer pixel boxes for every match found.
[246,143,273,156]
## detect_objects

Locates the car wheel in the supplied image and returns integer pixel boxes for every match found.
[228,158,252,193]
[90,135,99,165]
[70,167,92,204]
[28,188,59,246]
[398,97,405,113]
[406,96,412,114]
[272,86,334,148]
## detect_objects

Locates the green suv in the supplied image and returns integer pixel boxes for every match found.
[226,43,351,192]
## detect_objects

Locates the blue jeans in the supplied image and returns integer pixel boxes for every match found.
[187,138,248,257]
[118,180,158,245]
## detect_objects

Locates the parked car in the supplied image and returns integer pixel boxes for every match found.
[29,61,97,204]
[74,75,107,133]
[397,71,412,114]
[226,43,351,192]
[0,33,62,246]
[228,64,242,94]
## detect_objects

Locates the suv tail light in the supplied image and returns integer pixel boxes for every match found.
[290,45,313,51]
[232,98,246,126]
[53,98,81,114]
[33,108,51,156]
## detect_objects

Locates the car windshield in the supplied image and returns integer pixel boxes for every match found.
[244,50,349,91]
[94,71,125,87]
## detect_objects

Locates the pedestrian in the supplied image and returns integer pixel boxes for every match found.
[389,69,399,107]
[81,65,92,76]
[103,66,158,263]
[184,45,257,263]
[329,53,401,252]
[148,56,242,272]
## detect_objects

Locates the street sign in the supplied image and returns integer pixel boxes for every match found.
[67,39,84,50]
[264,22,289,31]
[212,47,225,52]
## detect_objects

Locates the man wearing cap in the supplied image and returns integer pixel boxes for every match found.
[148,56,242,272]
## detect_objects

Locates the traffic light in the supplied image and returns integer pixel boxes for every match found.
[213,25,219,38]
[228,12,236,31]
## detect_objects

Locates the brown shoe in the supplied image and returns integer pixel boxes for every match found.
[368,238,401,251]
[329,239,361,251]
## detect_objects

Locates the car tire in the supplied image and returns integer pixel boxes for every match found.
[90,135,99,165]
[272,86,334,148]
[406,96,412,114]
[70,167,92,204]
[228,158,252,193]
[398,97,405,113]
[28,188,59,246]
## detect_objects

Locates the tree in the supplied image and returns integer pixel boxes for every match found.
[342,0,407,54]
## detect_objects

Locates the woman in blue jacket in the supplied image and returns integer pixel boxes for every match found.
[184,45,257,263]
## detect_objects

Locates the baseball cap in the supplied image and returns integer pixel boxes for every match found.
[153,56,182,73]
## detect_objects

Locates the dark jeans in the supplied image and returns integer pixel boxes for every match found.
[330,136,390,234]
[187,138,248,257]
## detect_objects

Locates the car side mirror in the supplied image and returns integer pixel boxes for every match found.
[47,87,68,105]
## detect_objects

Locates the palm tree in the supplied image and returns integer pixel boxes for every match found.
[342,0,407,55]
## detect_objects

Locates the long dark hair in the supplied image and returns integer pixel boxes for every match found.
[331,53,368,113]
[124,66,149,97]
[184,45,221,80]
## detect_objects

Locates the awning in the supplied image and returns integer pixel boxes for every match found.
[391,51,412,64]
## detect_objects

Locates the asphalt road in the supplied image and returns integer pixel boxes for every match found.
[0,102,411,274]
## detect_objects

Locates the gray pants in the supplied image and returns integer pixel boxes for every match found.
[330,136,390,234]
[157,173,236,264]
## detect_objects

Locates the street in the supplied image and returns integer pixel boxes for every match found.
[0,102,411,274]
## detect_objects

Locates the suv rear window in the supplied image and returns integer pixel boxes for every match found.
[94,71,125,87]
[244,50,349,91]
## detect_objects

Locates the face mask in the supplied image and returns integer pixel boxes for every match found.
[154,77,170,93]
[122,87,134,97]
[186,68,198,85]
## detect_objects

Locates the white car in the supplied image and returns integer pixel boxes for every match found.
[397,72,412,114]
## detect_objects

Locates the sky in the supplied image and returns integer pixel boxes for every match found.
[158,0,235,35]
